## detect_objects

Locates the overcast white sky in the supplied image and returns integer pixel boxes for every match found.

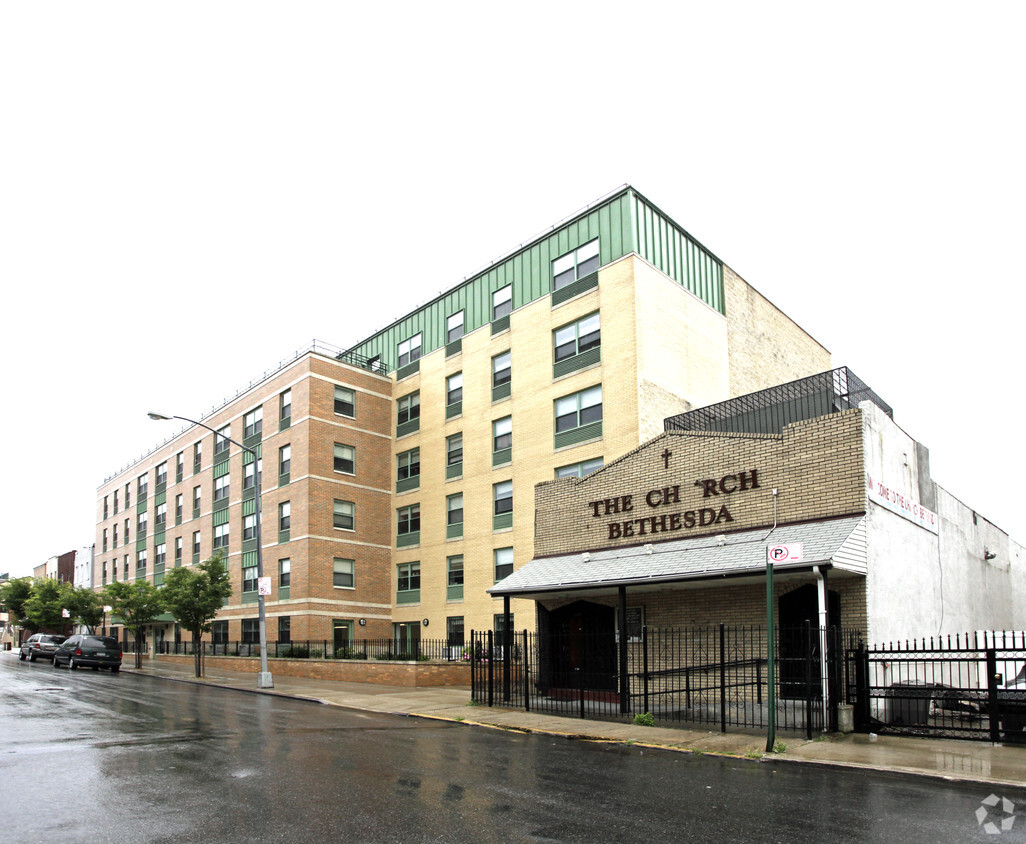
[2,3,1024,579]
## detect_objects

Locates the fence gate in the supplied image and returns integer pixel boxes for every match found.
[846,632,1026,743]
[470,623,850,738]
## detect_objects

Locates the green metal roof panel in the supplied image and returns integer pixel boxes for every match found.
[346,187,721,371]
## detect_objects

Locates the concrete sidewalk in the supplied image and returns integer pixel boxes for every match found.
[122,658,1025,789]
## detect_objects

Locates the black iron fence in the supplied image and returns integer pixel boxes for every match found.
[846,631,1026,743]
[125,638,471,662]
[470,623,856,737]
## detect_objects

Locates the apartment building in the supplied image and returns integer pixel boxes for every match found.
[94,185,830,647]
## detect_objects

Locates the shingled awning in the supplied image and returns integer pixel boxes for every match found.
[489,515,866,598]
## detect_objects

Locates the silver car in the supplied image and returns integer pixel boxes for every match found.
[19,633,67,662]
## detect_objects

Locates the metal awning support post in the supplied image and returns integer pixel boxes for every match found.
[765,561,776,753]
[618,586,629,714]
[816,566,830,730]
[502,595,511,701]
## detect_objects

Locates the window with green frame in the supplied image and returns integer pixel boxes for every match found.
[446,493,463,539]
[553,312,601,377]
[397,504,420,547]
[555,457,604,478]
[552,239,600,290]
[397,448,420,492]
[397,392,420,436]
[493,480,512,530]
[492,416,512,466]
[397,561,420,603]
[446,432,463,479]
[494,547,513,583]
[447,555,464,601]
[554,385,602,449]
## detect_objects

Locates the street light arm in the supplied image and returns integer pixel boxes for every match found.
[147,412,254,456]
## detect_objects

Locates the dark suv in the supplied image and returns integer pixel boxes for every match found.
[52,635,122,672]
[19,633,67,662]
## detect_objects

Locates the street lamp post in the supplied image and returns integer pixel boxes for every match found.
[148,411,273,689]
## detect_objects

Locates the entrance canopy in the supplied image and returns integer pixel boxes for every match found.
[490,515,866,599]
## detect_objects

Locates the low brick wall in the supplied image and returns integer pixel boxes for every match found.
[155,654,470,687]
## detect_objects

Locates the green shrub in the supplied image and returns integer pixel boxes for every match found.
[633,712,656,727]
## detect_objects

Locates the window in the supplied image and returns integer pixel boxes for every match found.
[492,285,512,321]
[447,433,463,466]
[397,562,420,593]
[213,523,229,551]
[556,457,604,478]
[397,392,420,425]
[494,547,514,582]
[279,502,291,532]
[103,496,109,519]
[243,513,257,541]
[278,616,291,644]
[446,615,465,647]
[396,449,420,481]
[447,310,464,343]
[193,442,202,474]
[333,500,355,531]
[397,333,422,368]
[192,531,201,557]
[494,481,513,516]
[243,407,263,439]
[192,485,201,515]
[215,424,231,456]
[446,493,463,527]
[555,385,603,433]
[137,473,148,498]
[174,537,183,565]
[154,502,166,528]
[554,312,600,363]
[334,386,354,418]
[124,518,130,543]
[112,524,118,548]
[492,351,511,388]
[113,489,119,514]
[155,543,166,567]
[137,511,147,536]
[447,556,464,587]
[552,238,599,289]
[137,549,148,574]
[175,494,183,524]
[214,474,230,502]
[333,558,355,589]
[493,417,512,452]
[279,445,291,477]
[279,558,290,587]
[446,372,463,405]
[243,565,258,593]
[334,443,355,474]
[397,504,420,542]
[125,482,131,508]
[494,612,516,635]
[241,619,259,645]
[156,462,167,487]
[212,621,228,645]
[176,452,185,482]
[243,458,262,490]
[102,529,108,552]
[280,388,292,422]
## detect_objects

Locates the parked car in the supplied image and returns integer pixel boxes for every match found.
[52,635,122,672]
[18,633,67,662]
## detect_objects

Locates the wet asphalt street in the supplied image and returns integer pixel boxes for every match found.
[1,657,1024,843]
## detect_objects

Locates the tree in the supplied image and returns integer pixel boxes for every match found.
[102,580,165,669]
[0,577,34,633]
[65,586,106,632]
[161,553,232,677]
[22,579,71,635]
